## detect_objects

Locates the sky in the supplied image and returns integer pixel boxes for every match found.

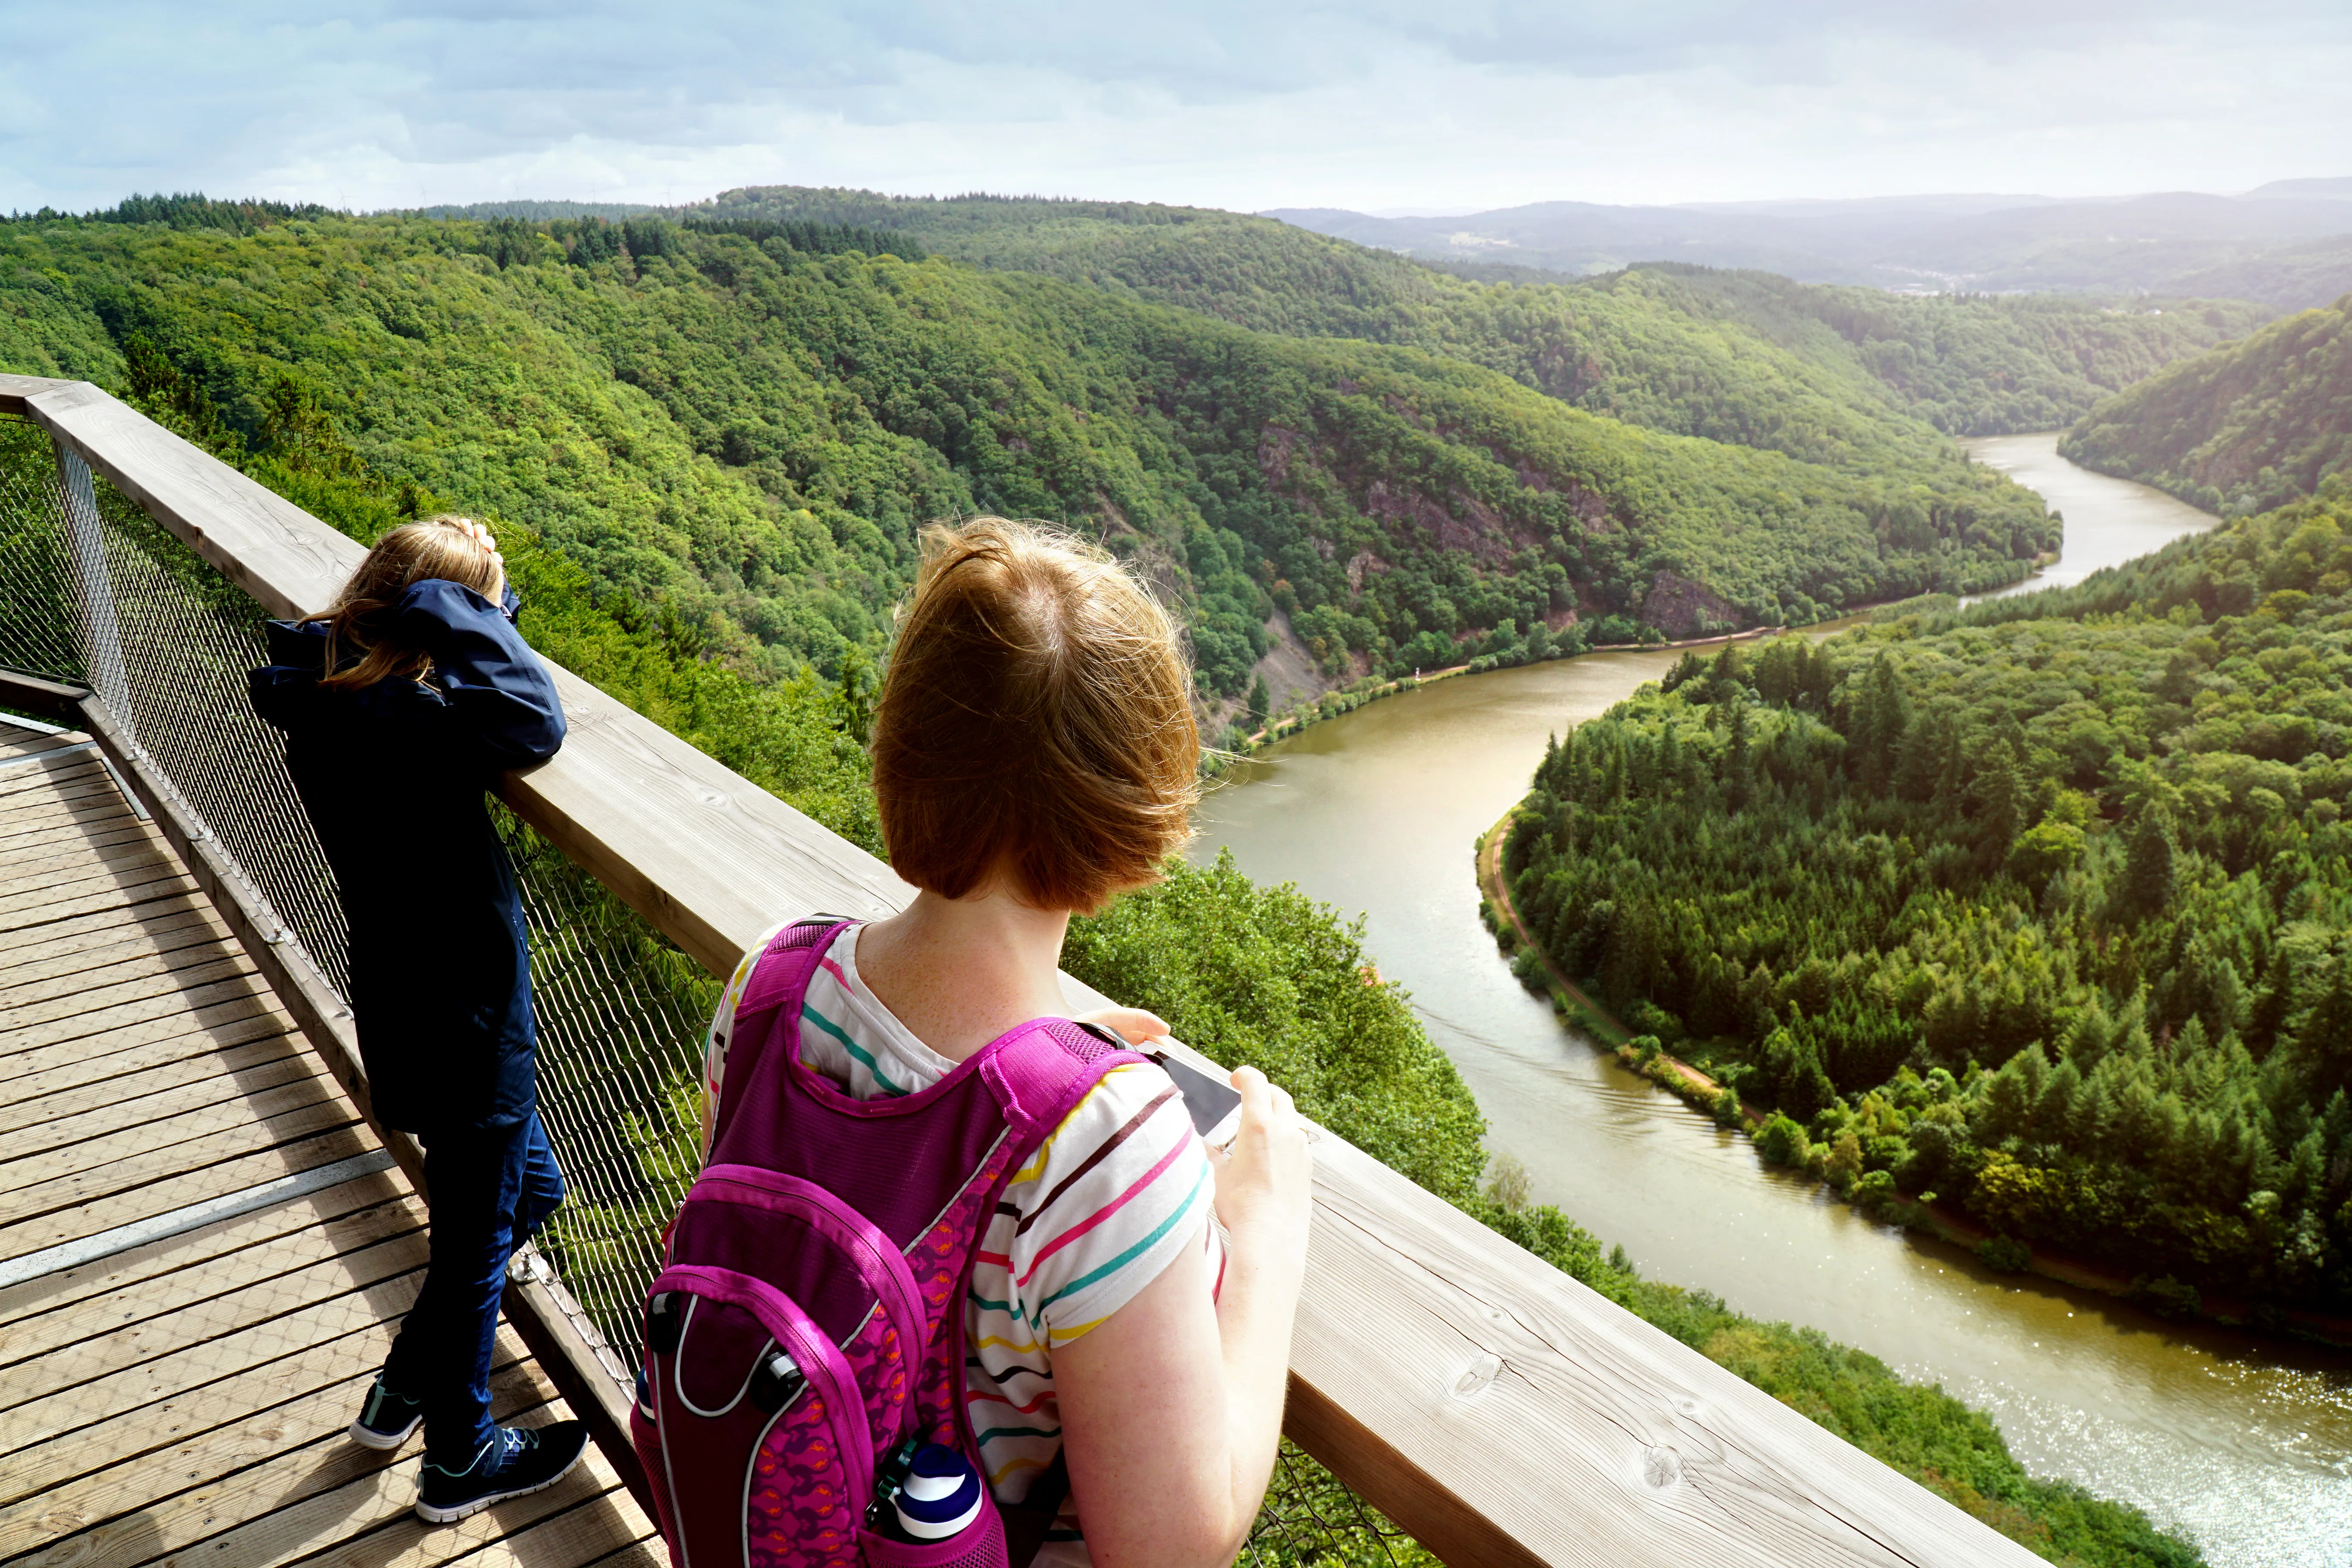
[3,2,2348,216]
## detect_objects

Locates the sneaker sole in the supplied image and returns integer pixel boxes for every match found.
[348,1416,420,1451]
[412,1440,588,1524]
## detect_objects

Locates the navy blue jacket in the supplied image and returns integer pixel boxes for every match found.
[250,580,566,1132]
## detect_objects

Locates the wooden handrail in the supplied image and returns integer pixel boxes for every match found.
[1,375,2044,1566]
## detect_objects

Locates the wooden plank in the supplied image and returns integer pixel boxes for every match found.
[267,1437,648,1568]
[0,822,166,884]
[0,914,248,1003]
[0,1123,375,1263]
[0,729,90,764]
[0,777,137,829]
[0,1097,362,1239]
[0,798,138,848]
[0,967,282,1057]
[422,1480,662,1568]
[0,870,198,935]
[0,858,194,923]
[0,952,261,1036]
[0,818,171,875]
[0,804,145,857]
[0,1334,543,1566]
[0,820,168,878]
[0,763,115,806]
[571,1535,669,1568]
[0,805,146,853]
[0,1011,297,1107]
[0,1318,401,1506]
[0,1180,419,1349]
[0,372,74,416]
[0,669,88,724]
[2,1227,432,1412]
[1283,1132,2042,1568]
[0,1032,305,1141]
[0,900,226,984]
[0,1261,421,1465]
[0,1049,321,1165]
[0,742,104,778]
[0,950,262,1034]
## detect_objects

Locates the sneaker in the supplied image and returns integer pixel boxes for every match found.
[348,1376,423,1450]
[415,1421,589,1524]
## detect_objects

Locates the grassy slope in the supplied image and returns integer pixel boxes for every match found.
[0,212,2054,691]
[2063,294,2352,517]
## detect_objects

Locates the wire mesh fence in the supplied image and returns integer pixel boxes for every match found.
[0,413,1435,1567]
[0,419,710,1371]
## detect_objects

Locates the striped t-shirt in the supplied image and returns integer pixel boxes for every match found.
[702,919,1223,1564]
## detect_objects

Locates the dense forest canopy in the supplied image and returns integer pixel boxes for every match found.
[1504,491,2352,1318]
[0,208,2058,698]
[692,186,2268,441]
[2064,293,2352,519]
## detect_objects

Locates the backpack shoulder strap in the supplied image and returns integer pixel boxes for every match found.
[980,1019,1148,1153]
[710,916,853,1147]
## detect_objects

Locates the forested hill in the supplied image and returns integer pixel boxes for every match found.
[0,208,2055,699]
[2063,293,2352,518]
[1502,491,2352,1321]
[692,186,2268,443]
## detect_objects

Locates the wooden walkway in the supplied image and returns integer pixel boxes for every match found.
[0,720,661,1568]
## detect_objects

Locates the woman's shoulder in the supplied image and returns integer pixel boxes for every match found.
[1017,1054,1201,1207]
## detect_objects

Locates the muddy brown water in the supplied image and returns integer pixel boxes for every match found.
[1191,436,2349,1567]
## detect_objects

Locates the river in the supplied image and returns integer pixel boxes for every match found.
[1191,435,2352,1568]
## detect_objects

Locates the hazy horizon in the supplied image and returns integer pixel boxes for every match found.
[6,4,2349,218]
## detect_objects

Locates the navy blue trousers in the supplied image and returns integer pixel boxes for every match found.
[385,1109,565,1463]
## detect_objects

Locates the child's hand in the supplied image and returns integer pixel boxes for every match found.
[1072,1005,1170,1046]
[452,517,507,600]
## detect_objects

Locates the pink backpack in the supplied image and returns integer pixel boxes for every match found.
[631,918,1146,1568]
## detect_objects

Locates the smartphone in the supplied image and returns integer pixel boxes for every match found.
[1150,1051,1244,1148]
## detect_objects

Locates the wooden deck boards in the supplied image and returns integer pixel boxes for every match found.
[0,722,659,1568]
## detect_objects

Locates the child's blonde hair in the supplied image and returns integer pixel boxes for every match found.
[871,517,1199,913]
[320,516,504,690]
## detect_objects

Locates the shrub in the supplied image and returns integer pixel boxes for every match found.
[1978,1236,2032,1273]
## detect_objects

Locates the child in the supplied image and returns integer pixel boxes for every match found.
[250,516,588,1523]
[695,517,1313,1566]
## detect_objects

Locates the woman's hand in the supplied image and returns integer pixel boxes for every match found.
[1207,1065,1311,1248]
[1073,1005,1170,1045]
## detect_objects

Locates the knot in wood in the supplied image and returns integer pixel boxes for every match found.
[1452,1352,1503,1399]
[1641,1445,1681,1490]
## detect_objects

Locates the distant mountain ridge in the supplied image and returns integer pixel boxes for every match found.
[1267,184,2352,310]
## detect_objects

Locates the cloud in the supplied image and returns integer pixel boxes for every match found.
[2,2,2347,213]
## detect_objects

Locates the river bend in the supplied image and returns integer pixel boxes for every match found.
[1190,435,2351,1568]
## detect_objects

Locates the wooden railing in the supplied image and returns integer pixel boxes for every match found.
[0,373,2043,1567]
